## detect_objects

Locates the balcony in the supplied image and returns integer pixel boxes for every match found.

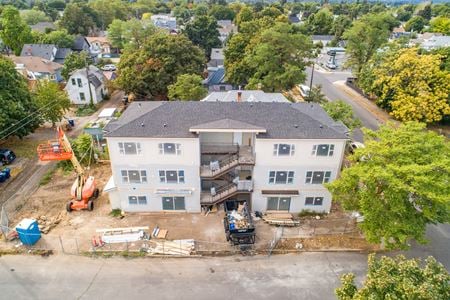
[200,180,253,205]
[200,145,255,179]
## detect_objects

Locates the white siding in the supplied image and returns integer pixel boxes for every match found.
[106,137,201,212]
[251,138,346,213]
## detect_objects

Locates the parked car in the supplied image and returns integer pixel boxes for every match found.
[101,64,116,71]
[0,149,16,166]
[298,84,310,98]
[326,62,337,69]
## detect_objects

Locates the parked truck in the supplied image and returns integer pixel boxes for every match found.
[223,200,256,246]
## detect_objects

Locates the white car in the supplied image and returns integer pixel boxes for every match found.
[349,141,365,153]
[298,85,310,98]
[326,62,337,70]
[102,64,116,71]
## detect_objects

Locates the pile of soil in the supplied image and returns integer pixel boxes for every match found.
[276,235,379,252]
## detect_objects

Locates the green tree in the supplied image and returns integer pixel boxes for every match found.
[429,16,450,35]
[336,254,450,299]
[396,4,415,22]
[235,6,253,28]
[343,13,396,76]
[332,15,352,41]
[305,85,327,104]
[0,6,33,55]
[184,15,221,58]
[62,51,89,80]
[326,122,450,249]
[40,30,74,48]
[88,0,129,30]
[33,81,71,126]
[405,16,426,32]
[59,3,98,35]
[322,100,361,130]
[107,18,157,49]
[20,9,51,25]
[168,74,207,101]
[244,23,314,92]
[363,47,450,123]
[418,4,432,21]
[209,5,235,21]
[306,8,334,35]
[432,3,450,18]
[117,32,205,99]
[0,56,40,138]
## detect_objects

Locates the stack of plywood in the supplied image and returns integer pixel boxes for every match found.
[148,239,195,256]
[262,213,300,227]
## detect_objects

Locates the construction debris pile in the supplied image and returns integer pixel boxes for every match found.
[227,208,250,230]
[37,214,63,234]
[147,239,195,256]
[262,213,300,227]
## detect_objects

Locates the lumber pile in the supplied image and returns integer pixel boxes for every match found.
[147,239,195,256]
[37,214,62,234]
[263,213,300,227]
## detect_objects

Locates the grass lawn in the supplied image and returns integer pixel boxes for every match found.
[0,137,41,159]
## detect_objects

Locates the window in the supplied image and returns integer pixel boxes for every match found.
[162,197,185,210]
[269,171,294,184]
[312,144,335,157]
[128,196,147,205]
[79,92,86,101]
[77,78,82,87]
[305,197,324,206]
[121,170,147,184]
[305,171,331,184]
[159,170,185,183]
[267,197,291,211]
[158,143,181,155]
[118,142,142,155]
[273,144,295,156]
[71,78,76,85]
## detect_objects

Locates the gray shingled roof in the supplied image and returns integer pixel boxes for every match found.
[21,44,56,60]
[190,118,266,131]
[202,90,289,102]
[104,102,349,140]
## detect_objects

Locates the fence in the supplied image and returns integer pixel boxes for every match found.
[280,217,360,238]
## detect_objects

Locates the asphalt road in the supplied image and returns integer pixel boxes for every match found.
[0,253,368,300]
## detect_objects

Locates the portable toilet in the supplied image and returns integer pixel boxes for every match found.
[16,218,41,246]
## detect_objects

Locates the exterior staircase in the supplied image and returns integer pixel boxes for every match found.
[200,180,253,205]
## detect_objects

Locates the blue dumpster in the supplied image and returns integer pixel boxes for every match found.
[16,219,41,246]
[68,119,75,127]
[0,173,5,183]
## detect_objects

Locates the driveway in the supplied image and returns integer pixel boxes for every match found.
[0,253,368,300]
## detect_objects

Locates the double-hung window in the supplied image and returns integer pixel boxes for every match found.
[312,144,335,156]
[77,78,82,88]
[128,196,148,205]
[305,197,324,206]
[305,171,331,184]
[71,78,76,85]
[121,170,147,184]
[273,144,295,156]
[159,170,185,183]
[269,171,294,184]
[162,196,185,210]
[158,143,181,155]
[118,142,142,155]
[267,197,291,211]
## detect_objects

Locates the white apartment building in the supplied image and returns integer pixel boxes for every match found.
[103,101,349,214]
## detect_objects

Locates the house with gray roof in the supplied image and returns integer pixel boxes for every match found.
[208,48,224,67]
[30,22,56,33]
[103,101,349,214]
[64,65,107,105]
[20,44,72,64]
[203,66,233,92]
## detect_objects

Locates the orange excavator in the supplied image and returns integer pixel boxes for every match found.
[37,127,99,212]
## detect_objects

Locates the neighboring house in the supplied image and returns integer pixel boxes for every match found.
[64,65,107,105]
[288,14,301,24]
[391,26,411,39]
[103,101,348,213]
[203,66,233,92]
[202,90,289,103]
[86,36,114,58]
[30,22,56,33]
[72,36,91,53]
[420,35,450,50]
[103,71,117,81]
[208,48,224,67]
[20,44,72,64]
[151,14,177,32]
[312,35,334,47]
[217,20,237,44]
[10,55,63,84]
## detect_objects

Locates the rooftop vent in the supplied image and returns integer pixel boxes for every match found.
[141,122,145,127]
[294,124,299,128]
[163,123,167,127]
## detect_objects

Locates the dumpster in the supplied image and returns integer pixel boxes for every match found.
[0,173,5,183]
[2,167,10,178]
[16,218,41,246]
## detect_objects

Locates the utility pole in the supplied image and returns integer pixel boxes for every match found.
[308,62,315,100]
[85,60,94,107]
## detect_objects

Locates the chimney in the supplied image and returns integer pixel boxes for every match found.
[237,91,242,102]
